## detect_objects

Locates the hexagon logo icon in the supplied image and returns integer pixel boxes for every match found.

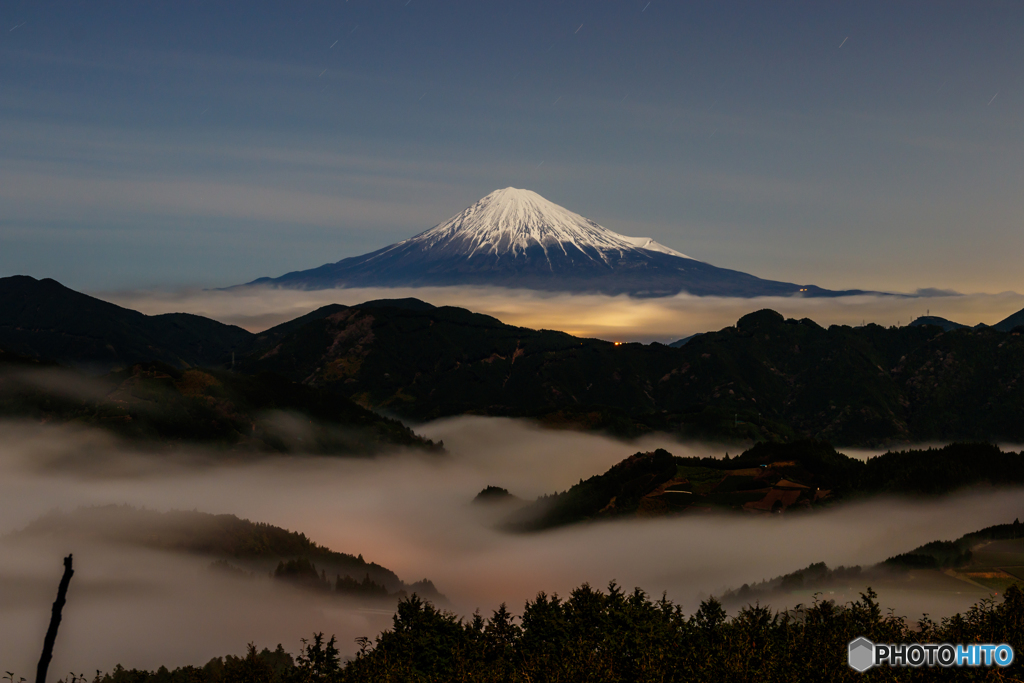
[848,637,875,672]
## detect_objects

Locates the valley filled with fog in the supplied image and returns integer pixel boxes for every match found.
[5,2,1024,679]
[2,416,1021,673]
[100,285,1024,344]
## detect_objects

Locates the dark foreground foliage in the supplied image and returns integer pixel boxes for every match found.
[71,583,1024,683]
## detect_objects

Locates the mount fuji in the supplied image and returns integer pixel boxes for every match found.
[248,188,865,297]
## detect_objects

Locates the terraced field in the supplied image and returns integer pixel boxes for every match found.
[957,538,1024,593]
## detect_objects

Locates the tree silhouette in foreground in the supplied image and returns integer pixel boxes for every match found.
[36,555,73,683]
[81,581,1024,682]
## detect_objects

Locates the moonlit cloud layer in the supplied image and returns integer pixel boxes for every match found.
[1,417,1020,673]
[3,2,1024,672]
[100,285,1024,343]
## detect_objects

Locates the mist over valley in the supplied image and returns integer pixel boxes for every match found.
[2,415,1022,674]
[4,3,1024,676]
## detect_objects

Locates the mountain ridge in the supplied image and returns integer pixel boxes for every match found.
[10,505,443,599]
[247,188,870,298]
[5,276,1024,447]
[502,442,1024,531]
[0,355,440,454]
[0,275,253,371]
[995,307,1024,332]
[236,304,1024,446]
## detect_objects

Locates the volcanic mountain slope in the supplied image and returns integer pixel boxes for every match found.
[249,188,865,297]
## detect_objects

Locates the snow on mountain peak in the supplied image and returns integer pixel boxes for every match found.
[398,187,693,262]
[253,187,849,297]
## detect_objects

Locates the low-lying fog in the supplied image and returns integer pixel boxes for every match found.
[100,285,1024,342]
[1,417,1021,674]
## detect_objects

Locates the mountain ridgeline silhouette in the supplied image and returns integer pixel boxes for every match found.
[14,505,443,600]
[237,305,1024,446]
[3,275,1024,447]
[0,275,251,370]
[501,442,1024,531]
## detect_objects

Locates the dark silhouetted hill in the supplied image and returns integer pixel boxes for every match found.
[5,277,1024,447]
[506,442,1024,530]
[720,518,1024,606]
[994,305,1024,332]
[0,275,253,371]
[239,304,1024,446]
[12,505,443,600]
[908,315,966,331]
[0,357,438,454]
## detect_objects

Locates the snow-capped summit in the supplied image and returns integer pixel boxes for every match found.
[398,187,693,263]
[248,188,859,298]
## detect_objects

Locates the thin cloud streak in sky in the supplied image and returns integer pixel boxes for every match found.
[3,113,1023,293]
[0,168,435,230]
[3,3,1024,295]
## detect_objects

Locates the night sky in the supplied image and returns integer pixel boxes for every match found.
[2,1,1021,293]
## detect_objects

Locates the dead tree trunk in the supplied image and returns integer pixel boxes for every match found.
[36,554,74,683]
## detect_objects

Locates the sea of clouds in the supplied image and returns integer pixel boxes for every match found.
[1,417,1021,673]
[98,285,1024,342]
